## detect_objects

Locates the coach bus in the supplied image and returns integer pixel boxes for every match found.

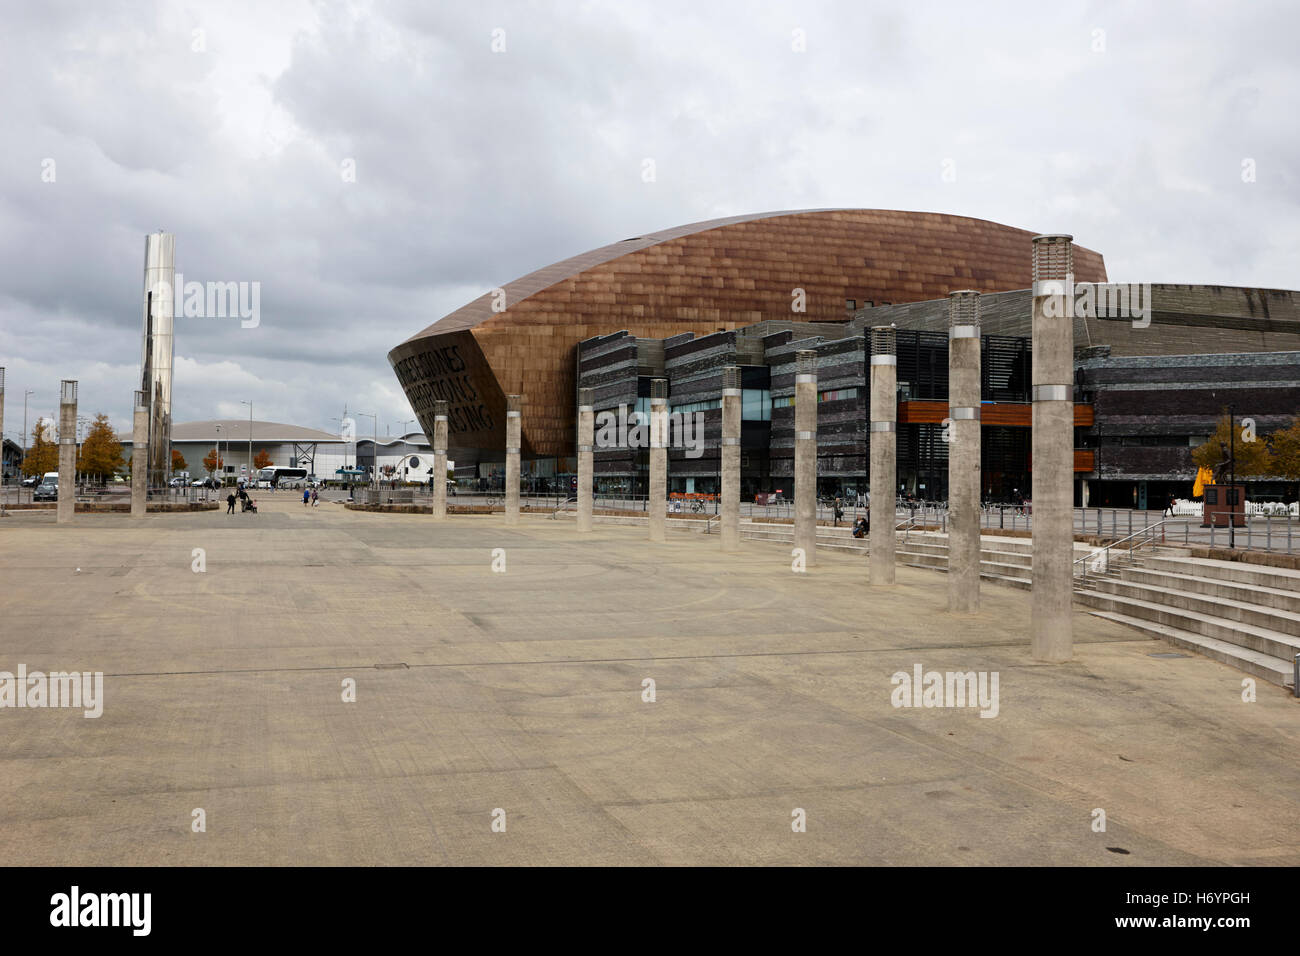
[256,466,310,488]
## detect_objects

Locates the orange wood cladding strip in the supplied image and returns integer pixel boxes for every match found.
[897,400,1094,427]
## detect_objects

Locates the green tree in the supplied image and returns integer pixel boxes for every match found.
[1190,411,1271,477]
[77,414,124,483]
[22,420,58,476]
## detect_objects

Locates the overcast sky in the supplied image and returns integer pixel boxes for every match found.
[1,0,1296,441]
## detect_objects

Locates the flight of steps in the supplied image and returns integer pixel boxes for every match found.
[735,522,1299,690]
[896,536,1037,590]
[740,522,867,554]
[1076,554,1300,690]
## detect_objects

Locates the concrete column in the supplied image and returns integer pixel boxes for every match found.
[58,379,77,524]
[1031,235,1075,662]
[0,368,5,514]
[870,327,897,585]
[131,389,148,518]
[648,378,668,543]
[720,366,741,551]
[431,399,448,521]
[794,351,817,568]
[577,388,594,533]
[505,394,521,526]
[947,292,982,612]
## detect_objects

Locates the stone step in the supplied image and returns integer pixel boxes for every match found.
[895,552,1032,590]
[1143,555,1300,593]
[1086,609,1296,689]
[1093,578,1300,637]
[1117,566,1300,614]
[1076,590,1300,663]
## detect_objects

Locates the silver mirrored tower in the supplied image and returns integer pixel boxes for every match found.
[141,232,175,489]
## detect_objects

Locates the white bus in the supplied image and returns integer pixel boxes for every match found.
[257,466,310,488]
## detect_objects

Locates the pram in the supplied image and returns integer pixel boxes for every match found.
[241,496,258,514]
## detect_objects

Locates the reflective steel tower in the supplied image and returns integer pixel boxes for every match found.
[140,232,175,488]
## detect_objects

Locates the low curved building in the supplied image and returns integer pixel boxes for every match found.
[388,208,1107,471]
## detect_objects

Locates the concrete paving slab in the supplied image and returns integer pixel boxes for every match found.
[0,498,1297,865]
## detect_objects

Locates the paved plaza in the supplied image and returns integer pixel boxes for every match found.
[1,496,1297,866]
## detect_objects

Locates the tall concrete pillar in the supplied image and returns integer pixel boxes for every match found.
[505,394,521,527]
[431,399,448,521]
[1031,235,1075,662]
[0,368,5,514]
[58,379,77,524]
[870,327,897,585]
[648,378,668,543]
[131,389,148,518]
[794,351,818,568]
[577,388,594,533]
[720,366,741,551]
[948,292,982,612]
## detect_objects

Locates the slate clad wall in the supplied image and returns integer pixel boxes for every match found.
[1078,350,1300,481]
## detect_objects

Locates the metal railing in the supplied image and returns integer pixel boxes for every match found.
[1072,518,1167,583]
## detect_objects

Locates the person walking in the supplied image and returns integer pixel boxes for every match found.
[833,496,844,527]
[303,487,311,506]
[311,487,319,507]
[226,491,237,514]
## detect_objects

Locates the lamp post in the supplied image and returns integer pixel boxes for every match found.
[241,400,253,482]
[214,423,221,487]
[1229,403,1236,550]
[22,388,33,480]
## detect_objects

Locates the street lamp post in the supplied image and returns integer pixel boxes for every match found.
[22,388,34,479]
[241,400,253,482]
[1229,403,1236,550]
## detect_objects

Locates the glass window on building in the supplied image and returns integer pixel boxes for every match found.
[742,389,770,421]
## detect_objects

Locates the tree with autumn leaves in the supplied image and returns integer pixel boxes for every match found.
[202,448,224,477]
[76,414,124,483]
[1191,409,1300,483]
[253,449,273,470]
[21,420,58,476]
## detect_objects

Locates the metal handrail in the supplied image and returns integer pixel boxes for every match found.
[900,511,926,545]
[1073,517,1166,580]
[703,513,720,534]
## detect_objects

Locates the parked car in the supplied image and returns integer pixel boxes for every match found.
[191,477,220,489]
[34,480,58,501]
[169,476,187,487]
[20,475,40,488]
